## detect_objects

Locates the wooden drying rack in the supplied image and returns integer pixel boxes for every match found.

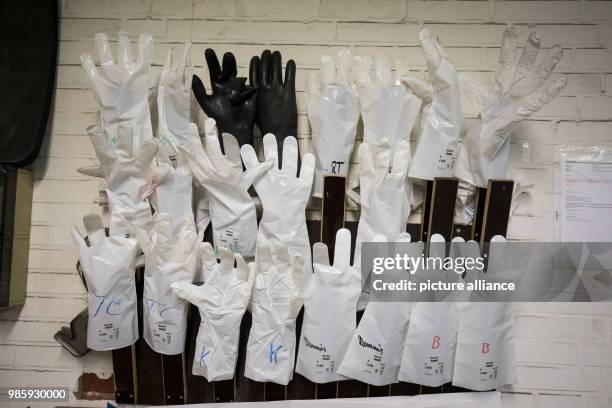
[107,176,514,404]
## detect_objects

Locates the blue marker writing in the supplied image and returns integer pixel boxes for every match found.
[199,347,210,367]
[268,343,283,364]
[93,295,107,318]
[106,299,123,316]
[143,298,176,317]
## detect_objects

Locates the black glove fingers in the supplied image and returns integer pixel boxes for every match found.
[271,51,283,85]
[191,74,210,111]
[260,49,273,87]
[204,48,221,82]
[249,56,261,87]
[222,52,238,79]
[284,59,296,90]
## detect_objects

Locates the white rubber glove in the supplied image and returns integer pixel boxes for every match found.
[241,134,315,282]
[454,26,567,188]
[398,235,461,387]
[133,213,201,355]
[307,49,360,197]
[193,184,211,236]
[88,124,156,236]
[81,31,153,152]
[171,244,254,381]
[71,214,140,351]
[337,233,420,386]
[403,28,461,180]
[178,120,266,258]
[157,43,211,236]
[158,43,193,157]
[351,55,422,153]
[147,143,194,237]
[295,228,361,383]
[453,236,517,391]
[245,243,304,385]
[351,140,412,307]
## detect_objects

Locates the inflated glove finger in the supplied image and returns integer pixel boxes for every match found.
[402,76,433,104]
[71,214,140,351]
[94,32,113,65]
[296,228,361,383]
[513,32,541,89]
[515,75,567,118]
[117,31,133,66]
[158,43,192,156]
[375,55,393,87]
[495,26,519,94]
[77,164,106,178]
[308,49,360,197]
[172,243,254,380]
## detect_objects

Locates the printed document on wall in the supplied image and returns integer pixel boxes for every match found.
[560,160,612,242]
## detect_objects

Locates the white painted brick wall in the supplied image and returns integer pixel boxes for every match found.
[1,0,611,406]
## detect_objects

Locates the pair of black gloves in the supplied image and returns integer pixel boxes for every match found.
[192,49,297,159]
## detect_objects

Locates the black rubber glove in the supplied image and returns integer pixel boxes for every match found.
[249,50,298,160]
[192,48,257,147]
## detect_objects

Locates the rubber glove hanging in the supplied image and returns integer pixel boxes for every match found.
[403,28,461,180]
[87,123,157,237]
[192,49,257,147]
[244,243,304,385]
[296,229,361,383]
[337,234,419,386]
[454,26,567,188]
[157,43,193,157]
[81,31,153,152]
[350,139,412,309]
[171,244,254,381]
[71,214,140,351]
[132,213,202,355]
[351,54,421,155]
[452,236,517,391]
[307,49,360,197]
[241,134,315,282]
[178,121,268,258]
[399,235,463,387]
[250,50,298,161]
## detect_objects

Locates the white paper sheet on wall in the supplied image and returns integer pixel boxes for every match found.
[560,160,612,242]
